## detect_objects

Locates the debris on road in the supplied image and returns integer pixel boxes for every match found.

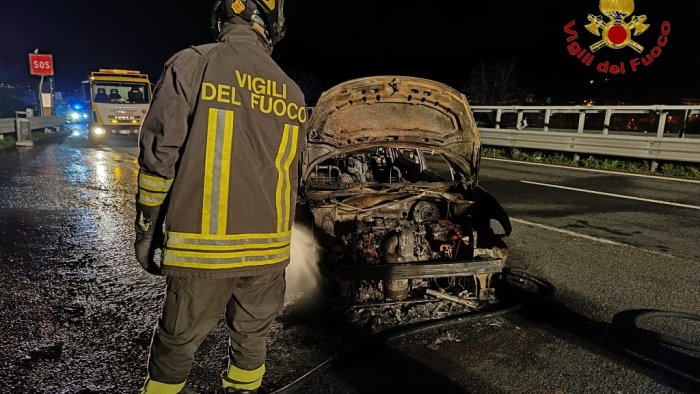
[426,288,478,308]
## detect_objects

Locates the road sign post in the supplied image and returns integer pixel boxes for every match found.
[28,53,55,116]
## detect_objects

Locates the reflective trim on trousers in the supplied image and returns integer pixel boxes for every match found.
[222,363,265,390]
[141,376,186,394]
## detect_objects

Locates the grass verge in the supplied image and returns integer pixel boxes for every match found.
[482,147,700,179]
[0,136,15,150]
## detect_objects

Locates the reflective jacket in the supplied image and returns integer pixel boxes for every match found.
[137,19,307,278]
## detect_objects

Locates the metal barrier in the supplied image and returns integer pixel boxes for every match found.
[0,118,14,135]
[28,115,65,131]
[0,113,65,141]
[471,105,700,166]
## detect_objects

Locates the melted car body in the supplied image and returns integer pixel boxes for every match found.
[299,76,510,305]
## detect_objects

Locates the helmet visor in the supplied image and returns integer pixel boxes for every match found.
[253,0,285,46]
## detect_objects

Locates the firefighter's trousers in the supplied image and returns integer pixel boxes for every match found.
[145,270,286,388]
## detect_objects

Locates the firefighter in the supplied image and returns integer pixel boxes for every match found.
[134,0,306,392]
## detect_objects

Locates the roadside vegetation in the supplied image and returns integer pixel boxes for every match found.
[482,147,700,179]
[0,137,14,150]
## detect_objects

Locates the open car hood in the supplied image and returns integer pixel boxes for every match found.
[304,76,481,169]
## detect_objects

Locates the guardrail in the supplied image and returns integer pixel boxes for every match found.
[0,115,65,139]
[471,105,700,168]
[0,118,15,135]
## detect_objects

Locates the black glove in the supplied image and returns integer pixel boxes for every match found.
[135,202,164,275]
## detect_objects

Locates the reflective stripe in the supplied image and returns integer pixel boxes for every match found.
[275,124,299,233]
[164,255,289,270]
[163,229,291,268]
[209,109,226,234]
[165,245,290,262]
[202,108,235,235]
[167,240,290,252]
[139,196,164,207]
[218,110,235,234]
[138,172,173,193]
[167,230,290,243]
[138,189,168,206]
[138,171,172,206]
[222,363,265,390]
[282,125,300,231]
[274,125,290,233]
[201,108,218,234]
[141,376,186,394]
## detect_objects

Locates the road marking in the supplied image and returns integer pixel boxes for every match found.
[483,157,700,185]
[511,218,681,259]
[511,218,625,246]
[521,180,700,210]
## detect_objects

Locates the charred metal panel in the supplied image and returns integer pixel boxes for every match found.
[335,258,505,281]
[303,76,482,181]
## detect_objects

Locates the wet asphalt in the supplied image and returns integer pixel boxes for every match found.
[0,127,369,393]
[0,127,698,393]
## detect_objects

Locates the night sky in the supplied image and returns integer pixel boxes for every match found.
[2,1,699,104]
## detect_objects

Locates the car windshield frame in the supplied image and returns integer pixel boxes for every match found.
[305,146,469,191]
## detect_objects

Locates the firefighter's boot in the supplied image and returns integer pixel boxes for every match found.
[222,388,258,394]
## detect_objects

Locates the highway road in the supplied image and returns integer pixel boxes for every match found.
[0,127,697,393]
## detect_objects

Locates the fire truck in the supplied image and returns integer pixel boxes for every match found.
[84,69,152,144]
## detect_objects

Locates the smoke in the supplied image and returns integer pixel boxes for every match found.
[286,223,322,298]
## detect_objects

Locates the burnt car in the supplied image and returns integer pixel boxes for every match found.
[298,76,511,308]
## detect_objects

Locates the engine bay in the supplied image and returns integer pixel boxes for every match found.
[305,147,462,189]
[302,148,509,306]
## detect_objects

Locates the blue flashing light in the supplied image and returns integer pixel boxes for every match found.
[72,103,83,110]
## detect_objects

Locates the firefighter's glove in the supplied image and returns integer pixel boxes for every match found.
[135,202,164,275]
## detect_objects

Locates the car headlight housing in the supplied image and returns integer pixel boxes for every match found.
[93,127,106,135]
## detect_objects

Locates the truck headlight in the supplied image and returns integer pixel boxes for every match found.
[93,127,106,135]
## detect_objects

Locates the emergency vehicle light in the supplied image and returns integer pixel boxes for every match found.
[98,69,142,75]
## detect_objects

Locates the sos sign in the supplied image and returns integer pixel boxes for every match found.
[29,54,54,76]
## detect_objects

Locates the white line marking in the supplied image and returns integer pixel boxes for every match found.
[510,218,681,259]
[483,157,700,185]
[521,180,700,210]
[510,218,625,246]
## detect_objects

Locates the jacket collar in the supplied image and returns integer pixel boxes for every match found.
[218,18,272,54]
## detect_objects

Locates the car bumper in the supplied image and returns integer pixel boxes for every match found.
[89,125,140,137]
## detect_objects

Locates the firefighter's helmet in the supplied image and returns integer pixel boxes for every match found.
[211,0,286,47]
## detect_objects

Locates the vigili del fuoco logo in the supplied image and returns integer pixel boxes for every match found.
[564,0,670,74]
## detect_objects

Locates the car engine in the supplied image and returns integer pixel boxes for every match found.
[302,148,509,306]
